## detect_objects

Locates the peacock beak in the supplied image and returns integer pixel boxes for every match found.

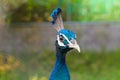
[73,44,80,52]
[68,39,80,53]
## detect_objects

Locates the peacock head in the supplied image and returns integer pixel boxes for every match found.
[50,8,80,53]
[56,29,80,53]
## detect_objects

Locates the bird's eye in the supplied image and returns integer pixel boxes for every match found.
[59,35,64,41]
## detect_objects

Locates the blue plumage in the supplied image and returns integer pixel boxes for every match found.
[49,45,70,80]
[49,8,80,80]
[50,8,62,24]
[58,29,77,44]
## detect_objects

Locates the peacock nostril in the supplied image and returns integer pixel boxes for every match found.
[71,41,75,44]
[70,38,76,44]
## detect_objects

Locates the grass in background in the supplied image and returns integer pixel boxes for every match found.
[0,50,120,80]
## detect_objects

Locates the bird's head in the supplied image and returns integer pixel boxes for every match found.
[56,29,80,53]
[50,8,80,53]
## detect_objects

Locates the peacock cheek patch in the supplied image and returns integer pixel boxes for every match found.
[63,40,69,45]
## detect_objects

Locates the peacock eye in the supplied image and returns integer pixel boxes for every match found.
[59,35,65,41]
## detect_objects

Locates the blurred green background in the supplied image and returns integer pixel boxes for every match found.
[0,0,120,80]
[0,0,120,23]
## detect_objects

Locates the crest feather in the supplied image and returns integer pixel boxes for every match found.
[50,8,64,32]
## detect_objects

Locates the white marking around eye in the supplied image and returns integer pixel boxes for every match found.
[59,33,72,44]
[57,35,65,46]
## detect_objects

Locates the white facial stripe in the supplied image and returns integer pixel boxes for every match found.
[57,33,80,52]
[59,33,72,44]
[57,35,65,46]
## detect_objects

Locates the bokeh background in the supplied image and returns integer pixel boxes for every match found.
[0,0,120,80]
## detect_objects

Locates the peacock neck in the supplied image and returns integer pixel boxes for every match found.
[49,48,70,80]
[56,50,66,64]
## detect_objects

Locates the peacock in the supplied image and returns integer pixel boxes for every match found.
[49,8,80,80]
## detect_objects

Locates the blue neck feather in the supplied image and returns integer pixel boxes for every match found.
[49,44,70,80]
